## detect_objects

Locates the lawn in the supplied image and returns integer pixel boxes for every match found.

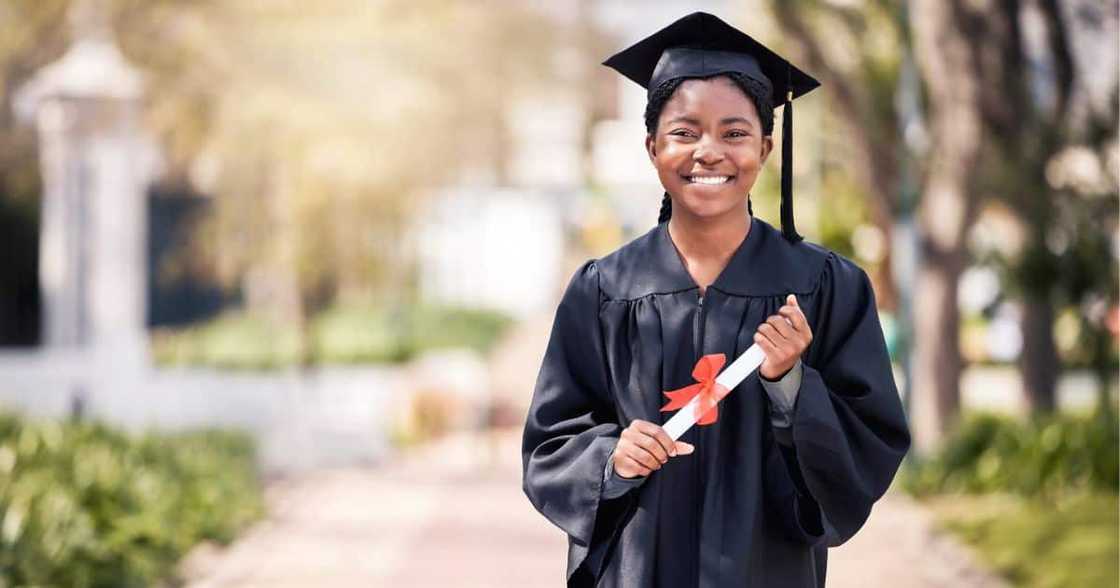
[923,492,1118,588]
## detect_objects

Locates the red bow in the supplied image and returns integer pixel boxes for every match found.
[660,353,730,426]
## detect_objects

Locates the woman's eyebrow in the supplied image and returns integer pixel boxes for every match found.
[665,115,756,127]
[720,116,755,127]
[666,115,701,126]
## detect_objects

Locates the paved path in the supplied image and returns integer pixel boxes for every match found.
[181,430,1005,588]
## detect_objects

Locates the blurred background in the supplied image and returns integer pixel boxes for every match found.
[0,0,1116,586]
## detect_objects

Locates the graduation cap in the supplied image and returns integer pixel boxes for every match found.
[603,11,820,242]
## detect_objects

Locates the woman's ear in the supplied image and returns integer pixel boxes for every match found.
[760,135,774,164]
[645,133,657,163]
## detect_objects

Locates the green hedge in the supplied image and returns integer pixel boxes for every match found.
[902,411,1119,498]
[904,411,1119,588]
[0,412,263,587]
[927,492,1118,588]
[153,304,514,369]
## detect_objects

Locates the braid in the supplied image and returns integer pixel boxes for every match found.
[658,192,672,224]
[645,73,774,224]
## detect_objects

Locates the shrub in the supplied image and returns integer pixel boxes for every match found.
[0,412,263,587]
[902,410,1119,498]
[927,492,1118,588]
[151,312,302,370]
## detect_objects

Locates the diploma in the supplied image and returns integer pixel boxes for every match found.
[661,344,766,441]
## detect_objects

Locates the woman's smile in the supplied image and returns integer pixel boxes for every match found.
[682,174,736,185]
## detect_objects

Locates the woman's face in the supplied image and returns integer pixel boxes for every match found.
[646,77,773,222]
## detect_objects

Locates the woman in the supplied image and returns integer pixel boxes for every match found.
[522,12,910,588]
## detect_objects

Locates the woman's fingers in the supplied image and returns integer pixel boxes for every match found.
[633,433,670,464]
[630,420,681,458]
[778,294,812,338]
[754,329,778,354]
[638,420,679,457]
[778,306,809,334]
[766,315,796,340]
[626,421,669,462]
[614,420,695,479]
[756,322,786,346]
[627,442,663,470]
[615,455,652,478]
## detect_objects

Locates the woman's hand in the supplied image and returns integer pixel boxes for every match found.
[754,294,813,381]
[612,419,695,479]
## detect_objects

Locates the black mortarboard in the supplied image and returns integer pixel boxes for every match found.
[603,11,820,242]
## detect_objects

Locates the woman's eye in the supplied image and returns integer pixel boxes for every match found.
[669,129,696,138]
[726,130,749,138]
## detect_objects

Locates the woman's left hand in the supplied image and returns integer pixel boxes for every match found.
[754,294,813,380]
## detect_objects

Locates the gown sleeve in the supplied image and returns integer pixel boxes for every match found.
[521,261,632,580]
[768,253,911,547]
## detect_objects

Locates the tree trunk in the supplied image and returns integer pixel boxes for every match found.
[911,257,964,450]
[1020,294,1059,413]
[908,0,985,452]
[1092,328,1116,417]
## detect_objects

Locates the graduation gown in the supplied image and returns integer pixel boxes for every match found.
[521,217,911,587]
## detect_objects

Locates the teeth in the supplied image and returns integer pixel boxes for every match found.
[690,176,731,185]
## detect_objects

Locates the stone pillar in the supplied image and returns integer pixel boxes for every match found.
[14,21,152,410]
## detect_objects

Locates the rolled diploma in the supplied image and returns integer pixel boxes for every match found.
[662,344,767,441]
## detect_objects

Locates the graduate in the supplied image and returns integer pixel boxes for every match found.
[521,12,911,588]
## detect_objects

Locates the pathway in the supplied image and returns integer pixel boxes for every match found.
[180,430,1006,588]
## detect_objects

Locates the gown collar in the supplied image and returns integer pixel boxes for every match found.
[598,214,827,300]
[656,215,765,295]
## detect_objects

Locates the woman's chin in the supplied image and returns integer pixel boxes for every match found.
[672,196,743,220]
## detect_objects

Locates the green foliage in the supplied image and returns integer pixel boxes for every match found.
[910,413,1120,587]
[151,313,304,370]
[403,305,514,358]
[927,493,1118,588]
[311,305,408,364]
[153,304,514,369]
[902,411,1119,498]
[0,412,263,588]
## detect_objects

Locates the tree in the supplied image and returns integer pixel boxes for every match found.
[971,0,1118,414]
[907,0,988,451]
[769,0,907,313]
[768,0,979,451]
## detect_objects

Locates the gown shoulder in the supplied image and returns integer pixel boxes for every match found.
[594,218,841,300]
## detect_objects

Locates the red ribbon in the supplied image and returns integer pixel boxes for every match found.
[660,353,730,426]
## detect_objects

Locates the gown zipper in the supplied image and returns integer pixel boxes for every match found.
[694,288,703,353]
[694,292,706,354]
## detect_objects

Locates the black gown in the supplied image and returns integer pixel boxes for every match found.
[521,217,911,587]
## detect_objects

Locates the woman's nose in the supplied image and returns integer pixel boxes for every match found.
[692,136,724,165]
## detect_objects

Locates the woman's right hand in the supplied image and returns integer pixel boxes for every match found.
[612,419,695,478]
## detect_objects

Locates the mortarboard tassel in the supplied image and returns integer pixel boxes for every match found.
[780,87,803,243]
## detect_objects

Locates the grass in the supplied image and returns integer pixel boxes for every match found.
[923,492,1118,587]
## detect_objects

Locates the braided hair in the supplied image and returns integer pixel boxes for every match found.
[646,72,773,224]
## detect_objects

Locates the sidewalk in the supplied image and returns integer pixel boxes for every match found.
[181,430,1005,587]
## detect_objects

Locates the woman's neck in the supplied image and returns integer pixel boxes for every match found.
[666,204,752,293]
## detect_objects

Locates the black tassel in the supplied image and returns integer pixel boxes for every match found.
[780,88,803,243]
